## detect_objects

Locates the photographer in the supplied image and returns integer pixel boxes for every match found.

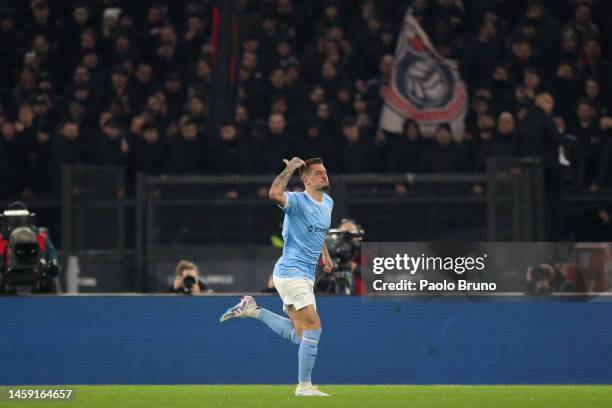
[167,260,208,295]
[0,201,59,294]
[316,218,364,295]
[525,261,575,295]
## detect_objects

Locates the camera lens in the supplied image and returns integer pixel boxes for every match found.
[183,275,196,289]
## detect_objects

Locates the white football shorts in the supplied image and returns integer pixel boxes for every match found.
[272,276,317,314]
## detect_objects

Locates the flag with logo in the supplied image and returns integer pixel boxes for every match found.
[379,10,468,137]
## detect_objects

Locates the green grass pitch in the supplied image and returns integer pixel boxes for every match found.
[1,385,611,407]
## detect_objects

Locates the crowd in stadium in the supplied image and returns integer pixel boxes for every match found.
[1,0,612,198]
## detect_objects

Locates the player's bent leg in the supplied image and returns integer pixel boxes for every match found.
[219,295,300,345]
[257,308,301,345]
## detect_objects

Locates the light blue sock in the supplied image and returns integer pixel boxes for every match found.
[257,308,301,345]
[298,329,321,384]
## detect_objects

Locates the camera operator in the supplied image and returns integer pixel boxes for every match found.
[167,260,208,295]
[525,261,575,295]
[315,218,364,295]
[0,201,59,294]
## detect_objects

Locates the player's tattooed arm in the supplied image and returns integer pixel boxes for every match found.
[268,157,305,207]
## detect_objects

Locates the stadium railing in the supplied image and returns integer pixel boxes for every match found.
[2,163,611,292]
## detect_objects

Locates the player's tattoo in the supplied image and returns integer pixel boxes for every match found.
[270,165,296,195]
[269,157,304,201]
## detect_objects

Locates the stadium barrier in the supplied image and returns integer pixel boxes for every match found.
[5,165,612,292]
[1,295,611,385]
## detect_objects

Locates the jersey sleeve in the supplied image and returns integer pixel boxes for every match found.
[278,191,298,214]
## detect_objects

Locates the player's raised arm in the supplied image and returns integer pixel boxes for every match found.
[268,157,305,207]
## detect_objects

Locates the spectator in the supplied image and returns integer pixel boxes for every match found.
[145,91,171,134]
[0,10,20,93]
[43,120,87,193]
[592,116,612,190]
[185,94,208,128]
[295,117,336,172]
[514,0,559,69]
[256,113,292,174]
[0,120,24,197]
[462,19,502,89]
[166,118,208,174]
[212,122,252,174]
[131,62,156,112]
[506,38,536,82]
[387,119,424,174]
[168,260,208,295]
[26,0,61,47]
[569,99,601,187]
[559,28,580,65]
[0,0,611,227]
[163,72,186,120]
[561,2,600,48]
[333,82,356,123]
[133,124,164,176]
[100,66,132,117]
[486,64,513,111]
[525,262,575,295]
[583,78,608,117]
[337,117,377,174]
[579,39,612,93]
[365,54,393,111]
[552,61,580,119]
[475,112,515,172]
[515,92,565,239]
[92,119,130,167]
[421,123,468,173]
[515,67,543,105]
[553,114,583,188]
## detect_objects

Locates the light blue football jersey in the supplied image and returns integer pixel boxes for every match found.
[273,191,333,281]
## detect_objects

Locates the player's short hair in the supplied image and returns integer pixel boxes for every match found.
[299,157,324,177]
[175,260,198,277]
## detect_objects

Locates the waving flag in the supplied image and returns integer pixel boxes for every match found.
[380,10,468,137]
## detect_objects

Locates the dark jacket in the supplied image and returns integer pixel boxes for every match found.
[166,135,209,174]
[256,131,293,174]
[568,120,604,186]
[387,136,424,173]
[132,138,166,175]
[92,132,129,166]
[514,106,564,166]
[212,135,253,174]
[338,136,378,174]
[421,142,469,173]
[475,131,514,172]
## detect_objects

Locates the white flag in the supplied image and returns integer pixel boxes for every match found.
[379,10,468,138]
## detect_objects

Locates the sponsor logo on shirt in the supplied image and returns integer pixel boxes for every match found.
[306,225,329,233]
